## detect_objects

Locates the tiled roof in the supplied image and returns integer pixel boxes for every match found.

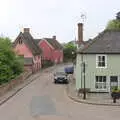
[79,30,120,54]
[22,32,42,55]
[34,39,42,44]
[14,32,42,55]
[44,38,63,50]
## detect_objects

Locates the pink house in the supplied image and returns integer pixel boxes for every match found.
[37,36,63,64]
[13,28,42,73]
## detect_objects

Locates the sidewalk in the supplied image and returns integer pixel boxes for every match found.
[66,80,120,106]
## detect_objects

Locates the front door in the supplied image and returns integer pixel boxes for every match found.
[110,76,118,91]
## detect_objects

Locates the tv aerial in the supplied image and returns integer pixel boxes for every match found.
[80,13,86,23]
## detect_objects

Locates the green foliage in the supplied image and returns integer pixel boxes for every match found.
[112,87,120,93]
[106,19,120,30]
[0,37,23,85]
[63,42,77,62]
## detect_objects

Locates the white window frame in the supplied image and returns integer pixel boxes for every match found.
[95,76,107,90]
[96,54,107,68]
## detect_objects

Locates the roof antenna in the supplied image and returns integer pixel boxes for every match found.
[80,14,86,24]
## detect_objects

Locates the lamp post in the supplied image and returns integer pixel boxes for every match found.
[82,62,86,99]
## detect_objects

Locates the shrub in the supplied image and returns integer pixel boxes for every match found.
[0,37,23,85]
[111,87,120,93]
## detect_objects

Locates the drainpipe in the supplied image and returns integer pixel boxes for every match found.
[81,53,83,88]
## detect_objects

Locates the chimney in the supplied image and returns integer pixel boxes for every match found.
[53,35,56,40]
[23,28,30,33]
[78,23,83,46]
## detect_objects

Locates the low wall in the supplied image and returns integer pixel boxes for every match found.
[0,71,32,97]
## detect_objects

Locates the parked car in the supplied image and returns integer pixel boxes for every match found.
[54,72,68,84]
[64,66,74,74]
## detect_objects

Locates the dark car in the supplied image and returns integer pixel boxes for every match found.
[54,72,68,84]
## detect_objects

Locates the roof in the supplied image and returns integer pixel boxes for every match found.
[79,30,120,54]
[24,57,33,65]
[34,39,42,44]
[14,32,42,55]
[43,38,63,50]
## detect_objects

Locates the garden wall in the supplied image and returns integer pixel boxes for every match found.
[0,72,32,97]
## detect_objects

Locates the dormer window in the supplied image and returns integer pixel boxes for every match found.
[96,55,107,68]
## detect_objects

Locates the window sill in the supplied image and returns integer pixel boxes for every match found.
[96,67,107,69]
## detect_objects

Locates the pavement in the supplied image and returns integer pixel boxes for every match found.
[66,76,120,106]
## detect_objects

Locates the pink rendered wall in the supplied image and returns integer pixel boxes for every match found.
[38,40,63,63]
[39,40,53,60]
[53,50,63,63]
[14,43,33,57]
[14,42,42,72]
[31,55,42,73]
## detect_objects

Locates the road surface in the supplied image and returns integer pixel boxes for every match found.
[0,64,120,120]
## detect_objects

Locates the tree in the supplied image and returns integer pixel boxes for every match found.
[106,19,120,30]
[0,37,23,85]
[106,12,120,30]
[63,42,77,62]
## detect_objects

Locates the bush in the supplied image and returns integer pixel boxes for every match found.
[0,37,23,85]
[112,87,120,93]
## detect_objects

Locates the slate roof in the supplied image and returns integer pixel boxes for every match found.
[43,38,63,50]
[14,32,42,55]
[24,57,33,65]
[34,39,42,44]
[79,30,120,54]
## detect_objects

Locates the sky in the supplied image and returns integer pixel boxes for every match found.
[0,0,120,43]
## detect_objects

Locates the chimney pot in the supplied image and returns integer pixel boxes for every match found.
[53,35,56,40]
[24,28,30,33]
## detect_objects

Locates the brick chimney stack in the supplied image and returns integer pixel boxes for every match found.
[53,35,56,40]
[78,23,83,46]
[24,28,30,33]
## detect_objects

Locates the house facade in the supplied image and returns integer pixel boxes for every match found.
[37,36,63,64]
[76,29,120,93]
[13,28,42,73]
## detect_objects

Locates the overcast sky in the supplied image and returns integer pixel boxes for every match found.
[0,0,120,43]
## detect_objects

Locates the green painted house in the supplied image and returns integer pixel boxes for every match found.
[75,30,120,93]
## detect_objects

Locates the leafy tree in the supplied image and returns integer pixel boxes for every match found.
[106,19,120,30]
[106,12,120,30]
[63,42,77,62]
[0,37,23,85]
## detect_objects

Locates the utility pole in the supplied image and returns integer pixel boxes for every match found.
[83,62,86,99]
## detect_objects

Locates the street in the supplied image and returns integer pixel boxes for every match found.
[0,64,120,120]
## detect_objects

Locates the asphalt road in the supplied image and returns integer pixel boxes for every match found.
[0,64,120,120]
